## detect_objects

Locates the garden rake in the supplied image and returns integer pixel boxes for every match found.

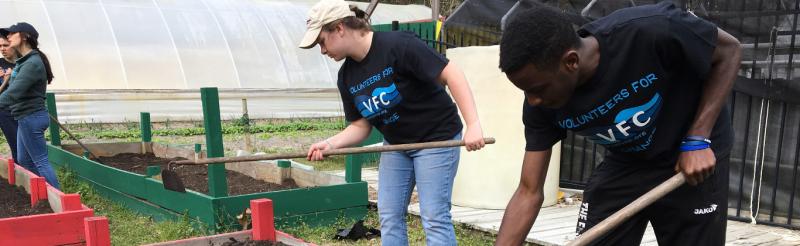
[161,137,496,193]
[48,114,99,159]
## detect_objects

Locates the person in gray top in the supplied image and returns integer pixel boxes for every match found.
[0,22,59,189]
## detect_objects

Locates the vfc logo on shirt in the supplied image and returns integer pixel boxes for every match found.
[580,93,662,152]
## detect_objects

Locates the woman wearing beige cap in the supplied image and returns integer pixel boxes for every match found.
[300,0,484,245]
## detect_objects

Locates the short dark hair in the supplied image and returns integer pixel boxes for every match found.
[499,6,581,73]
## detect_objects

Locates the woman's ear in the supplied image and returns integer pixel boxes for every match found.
[337,22,346,36]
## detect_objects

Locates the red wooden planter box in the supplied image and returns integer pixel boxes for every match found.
[0,158,109,246]
[146,199,317,246]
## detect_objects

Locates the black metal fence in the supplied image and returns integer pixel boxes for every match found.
[379,20,501,55]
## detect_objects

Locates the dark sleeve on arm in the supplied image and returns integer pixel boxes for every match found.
[0,63,39,109]
[395,32,449,83]
[337,68,362,122]
[523,100,566,151]
[659,3,718,79]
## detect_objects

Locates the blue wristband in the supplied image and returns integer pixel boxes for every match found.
[684,135,711,143]
[681,140,710,146]
[680,143,710,152]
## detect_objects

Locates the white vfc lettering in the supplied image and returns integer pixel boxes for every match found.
[361,92,390,113]
[596,111,651,142]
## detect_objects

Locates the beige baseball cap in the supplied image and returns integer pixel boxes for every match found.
[299,0,355,49]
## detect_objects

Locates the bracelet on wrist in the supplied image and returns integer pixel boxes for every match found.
[324,139,335,149]
[680,136,711,152]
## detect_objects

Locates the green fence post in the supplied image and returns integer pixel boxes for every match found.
[194,143,202,160]
[140,112,151,142]
[344,155,362,183]
[345,128,383,183]
[201,87,227,197]
[277,160,291,185]
[140,112,151,154]
[45,93,60,146]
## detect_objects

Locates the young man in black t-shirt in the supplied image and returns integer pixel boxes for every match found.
[495,2,741,245]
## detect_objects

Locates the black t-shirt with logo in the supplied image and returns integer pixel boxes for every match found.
[523,2,733,166]
[0,59,13,71]
[338,31,462,144]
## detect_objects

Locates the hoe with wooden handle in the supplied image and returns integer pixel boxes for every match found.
[161,137,496,193]
[567,173,686,246]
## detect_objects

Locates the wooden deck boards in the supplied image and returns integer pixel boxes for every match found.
[339,168,800,245]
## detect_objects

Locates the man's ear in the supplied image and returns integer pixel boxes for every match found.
[562,50,580,72]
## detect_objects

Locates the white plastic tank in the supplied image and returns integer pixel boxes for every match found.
[449,45,561,209]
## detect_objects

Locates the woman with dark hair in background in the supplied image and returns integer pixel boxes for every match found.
[0,22,59,189]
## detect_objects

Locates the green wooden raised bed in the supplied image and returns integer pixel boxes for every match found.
[45,88,369,231]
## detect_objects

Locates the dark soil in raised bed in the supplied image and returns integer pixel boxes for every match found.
[219,237,290,246]
[0,177,54,218]
[92,153,299,196]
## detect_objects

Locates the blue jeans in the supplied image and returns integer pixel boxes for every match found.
[17,110,59,189]
[378,133,461,246]
[0,109,18,161]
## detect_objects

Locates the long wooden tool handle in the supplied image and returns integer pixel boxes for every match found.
[174,137,496,165]
[48,114,98,159]
[567,173,686,246]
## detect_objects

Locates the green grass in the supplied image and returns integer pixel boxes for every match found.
[291,156,349,171]
[58,166,496,245]
[280,208,496,245]
[291,157,380,171]
[38,117,501,245]
[58,118,347,140]
[58,169,206,245]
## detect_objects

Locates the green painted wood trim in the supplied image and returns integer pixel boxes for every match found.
[49,144,369,230]
[345,128,383,183]
[142,178,217,226]
[344,156,362,183]
[45,93,60,146]
[277,160,290,168]
[372,21,437,48]
[215,182,368,215]
[215,182,368,218]
[50,146,149,198]
[140,112,152,143]
[146,166,160,177]
[49,145,218,226]
[69,171,183,222]
[214,183,368,228]
[201,87,228,197]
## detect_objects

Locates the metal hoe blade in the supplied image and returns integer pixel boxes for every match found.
[161,162,186,193]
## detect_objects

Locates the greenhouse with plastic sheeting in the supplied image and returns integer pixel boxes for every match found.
[0,0,433,122]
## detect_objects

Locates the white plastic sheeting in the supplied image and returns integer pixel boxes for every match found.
[0,0,432,90]
[53,89,344,123]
